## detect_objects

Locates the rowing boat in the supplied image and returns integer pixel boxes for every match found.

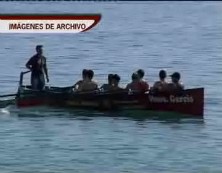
[13,72,204,117]
[16,86,204,116]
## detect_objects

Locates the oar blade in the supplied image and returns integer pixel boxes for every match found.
[0,99,15,108]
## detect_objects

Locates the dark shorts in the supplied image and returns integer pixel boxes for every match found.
[31,73,45,90]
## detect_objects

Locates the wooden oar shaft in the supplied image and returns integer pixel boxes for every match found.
[0,71,30,98]
[0,93,17,98]
[22,70,31,74]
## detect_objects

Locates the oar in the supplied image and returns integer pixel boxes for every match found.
[22,70,31,75]
[0,99,15,108]
[0,93,18,98]
[0,70,31,98]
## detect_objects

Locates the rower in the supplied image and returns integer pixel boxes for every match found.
[167,72,184,91]
[137,69,149,91]
[73,69,88,90]
[152,70,168,92]
[26,45,49,90]
[100,74,114,91]
[111,74,123,90]
[137,69,145,81]
[126,73,141,91]
[77,69,98,92]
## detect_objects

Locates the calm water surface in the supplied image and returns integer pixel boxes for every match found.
[0,1,222,172]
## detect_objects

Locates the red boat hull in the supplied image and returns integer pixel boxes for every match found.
[16,88,204,117]
[143,88,204,116]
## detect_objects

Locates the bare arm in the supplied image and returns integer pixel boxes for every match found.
[125,84,130,90]
[43,57,49,80]
[180,83,185,90]
[94,83,99,90]
[26,57,33,70]
[74,80,82,87]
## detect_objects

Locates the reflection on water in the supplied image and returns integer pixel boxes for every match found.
[0,106,210,173]
[3,105,204,124]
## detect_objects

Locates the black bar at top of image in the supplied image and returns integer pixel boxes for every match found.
[0,0,219,1]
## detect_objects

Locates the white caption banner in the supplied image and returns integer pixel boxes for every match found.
[0,20,95,33]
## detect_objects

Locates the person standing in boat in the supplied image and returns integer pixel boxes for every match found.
[151,70,168,92]
[26,45,49,90]
[137,69,149,91]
